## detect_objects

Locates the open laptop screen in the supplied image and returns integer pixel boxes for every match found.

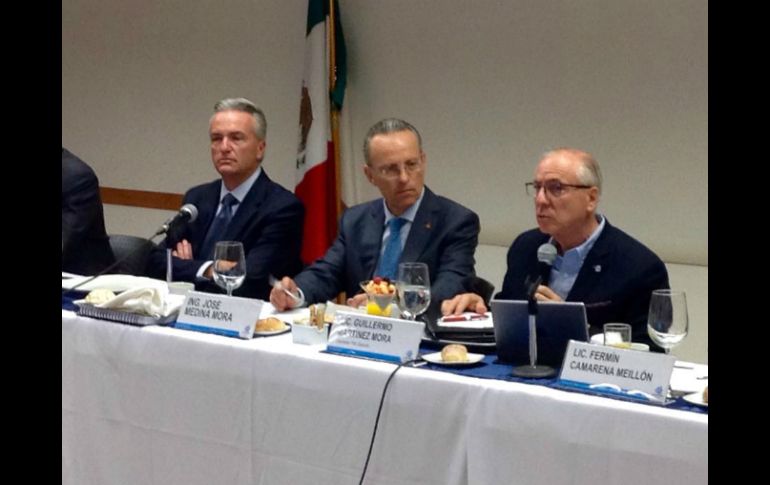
[490,299,589,367]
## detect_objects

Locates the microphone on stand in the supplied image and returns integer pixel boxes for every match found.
[511,242,558,379]
[537,242,557,283]
[63,204,199,295]
[153,204,199,237]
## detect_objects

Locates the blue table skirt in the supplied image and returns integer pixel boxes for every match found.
[415,343,707,414]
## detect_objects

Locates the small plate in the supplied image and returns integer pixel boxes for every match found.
[254,322,291,337]
[682,391,708,408]
[421,351,485,366]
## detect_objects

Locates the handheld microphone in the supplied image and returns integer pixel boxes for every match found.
[154,204,198,237]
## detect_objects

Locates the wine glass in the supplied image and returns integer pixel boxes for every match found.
[647,289,688,355]
[396,262,431,320]
[212,241,246,297]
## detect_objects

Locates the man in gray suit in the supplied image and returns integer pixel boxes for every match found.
[271,118,479,319]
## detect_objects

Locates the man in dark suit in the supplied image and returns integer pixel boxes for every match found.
[62,148,115,275]
[270,118,479,319]
[148,98,304,301]
[442,148,669,348]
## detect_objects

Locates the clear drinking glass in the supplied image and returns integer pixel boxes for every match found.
[647,289,688,355]
[603,323,632,349]
[212,241,246,297]
[396,262,431,320]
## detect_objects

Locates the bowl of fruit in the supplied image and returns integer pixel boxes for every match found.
[360,276,397,317]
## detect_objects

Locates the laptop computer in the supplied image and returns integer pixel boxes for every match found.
[490,299,589,368]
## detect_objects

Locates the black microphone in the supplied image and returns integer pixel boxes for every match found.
[511,242,559,378]
[537,242,557,283]
[63,204,198,295]
[153,204,198,237]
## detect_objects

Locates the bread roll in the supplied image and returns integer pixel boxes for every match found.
[441,344,468,362]
[255,317,287,332]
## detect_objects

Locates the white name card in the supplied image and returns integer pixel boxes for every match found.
[175,291,263,339]
[558,340,676,402]
[327,310,425,363]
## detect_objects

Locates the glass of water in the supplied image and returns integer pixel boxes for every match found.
[396,262,431,320]
[212,241,246,297]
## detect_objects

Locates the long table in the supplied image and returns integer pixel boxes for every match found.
[62,310,707,485]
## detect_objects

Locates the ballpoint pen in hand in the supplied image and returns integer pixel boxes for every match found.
[269,275,301,303]
[441,313,488,322]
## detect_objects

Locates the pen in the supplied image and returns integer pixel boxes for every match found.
[441,313,487,322]
[269,275,301,302]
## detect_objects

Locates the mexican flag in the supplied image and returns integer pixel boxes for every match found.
[295,0,347,265]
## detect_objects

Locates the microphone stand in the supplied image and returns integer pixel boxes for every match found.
[62,231,165,295]
[511,276,556,378]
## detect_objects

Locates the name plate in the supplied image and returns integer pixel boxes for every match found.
[327,310,425,363]
[558,340,675,402]
[175,291,263,339]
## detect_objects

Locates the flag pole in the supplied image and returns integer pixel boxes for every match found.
[328,0,343,220]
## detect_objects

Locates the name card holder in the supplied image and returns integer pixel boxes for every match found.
[557,340,675,403]
[327,310,425,363]
[175,291,263,339]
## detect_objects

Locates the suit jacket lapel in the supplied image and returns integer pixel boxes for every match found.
[566,227,611,302]
[361,201,386,278]
[400,187,436,264]
[191,182,221,248]
[223,170,270,239]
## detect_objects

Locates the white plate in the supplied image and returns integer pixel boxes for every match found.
[682,391,708,408]
[421,351,485,366]
[254,322,291,337]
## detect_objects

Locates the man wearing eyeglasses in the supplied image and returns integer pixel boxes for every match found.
[442,148,669,346]
[271,118,480,319]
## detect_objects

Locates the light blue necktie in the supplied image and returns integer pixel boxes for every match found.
[199,193,238,259]
[375,217,406,279]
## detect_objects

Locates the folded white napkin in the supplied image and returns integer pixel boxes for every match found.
[78,282,185,318]
[324,300,366,316]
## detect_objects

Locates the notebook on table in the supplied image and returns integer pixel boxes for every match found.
[423,312,496,351]
[490,299,589,368]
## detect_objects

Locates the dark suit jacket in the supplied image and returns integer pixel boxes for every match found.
[149,170,304,301]
[62,148,115,275]
[496,221,669,349]
[296,187,480,319]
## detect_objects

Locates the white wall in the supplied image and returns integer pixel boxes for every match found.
[63,0,707,358]
[340,0,707,265]
[63,0,307,200]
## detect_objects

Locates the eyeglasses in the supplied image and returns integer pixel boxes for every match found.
[525,180,593,198]
[374,159,423,179]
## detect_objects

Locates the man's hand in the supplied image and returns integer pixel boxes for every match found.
[346,293,368,308]
[172,239,193,260]
[269,276,301,311]
[533,285,563,302]
[204,260,237,279]
[441,293,487,316]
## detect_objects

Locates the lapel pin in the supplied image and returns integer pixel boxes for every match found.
[593,265,602,273]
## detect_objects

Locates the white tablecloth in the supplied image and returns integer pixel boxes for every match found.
[62,310,707,485]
